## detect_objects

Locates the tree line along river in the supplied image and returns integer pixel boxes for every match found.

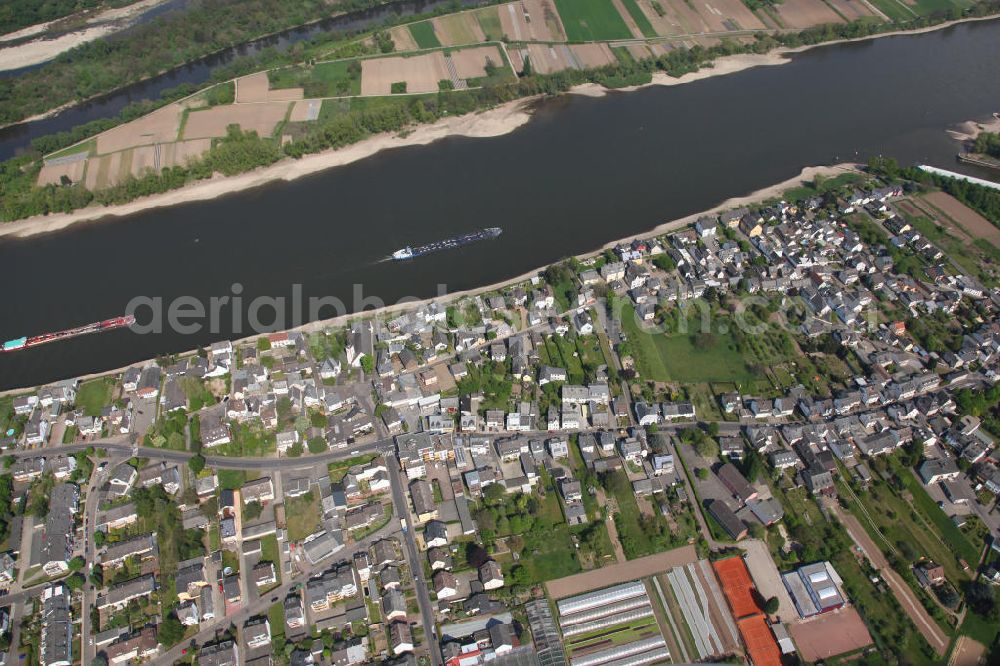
[0,18,998,390]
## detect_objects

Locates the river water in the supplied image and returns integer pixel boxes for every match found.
[1,19,999,390]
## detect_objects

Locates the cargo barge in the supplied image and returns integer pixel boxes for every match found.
[2,315,136,352]
[392,227,502,260]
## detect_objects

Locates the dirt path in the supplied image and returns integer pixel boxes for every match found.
[831,505,949,655]
[545,545,697,599]
[597,488,628,564]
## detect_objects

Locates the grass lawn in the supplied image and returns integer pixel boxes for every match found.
[554,0,633,40]
[268,601,286,638]
[76,377,115,416]
[260,534,282,584]
[619,303,753,384]
[542,335,585,383]
[285,490,322,541]
[618,0,657,36]
[217,469,247,491]
[408,21,442,48]
[328,453,378,481]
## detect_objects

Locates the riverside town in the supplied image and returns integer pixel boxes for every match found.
[1,0,1000,664]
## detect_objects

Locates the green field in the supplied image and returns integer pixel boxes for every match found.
[866,0,917,20]
[618,0,657,36]
[554,0,633,41]
[475,8,504,41]
[619,303,753,384]
[409,21,442,48]
[270,60,361,97]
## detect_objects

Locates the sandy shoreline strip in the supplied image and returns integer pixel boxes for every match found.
[2,13,997,239]
[0,0,173,72]
[0,161,859,396]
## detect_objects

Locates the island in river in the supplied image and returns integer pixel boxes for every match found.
[4,0,1000,226]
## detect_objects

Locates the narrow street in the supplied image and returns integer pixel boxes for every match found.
[386,457,442,666]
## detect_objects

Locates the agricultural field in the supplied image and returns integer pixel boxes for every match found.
[896,197,1000,287]
[408,20,442,48]
[431,12,488,45]
[554,0,633,40]
[774,0,845,28]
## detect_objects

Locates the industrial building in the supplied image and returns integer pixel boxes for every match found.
[782,561,847,618]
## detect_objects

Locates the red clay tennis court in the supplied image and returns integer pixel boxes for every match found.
[738,615,783,666]
[713,556,782,666]
[712,556,759,619]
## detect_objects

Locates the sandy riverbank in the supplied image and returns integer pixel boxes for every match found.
[948,114,1000,143]
[0,0,172,72]
[0,161,861,395]
[0,99,536,240]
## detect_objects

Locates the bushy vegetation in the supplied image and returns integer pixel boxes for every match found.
[972,131,1000,158]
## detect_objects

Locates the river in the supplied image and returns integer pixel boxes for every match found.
[0,0,484,160]
[1,19,999,391]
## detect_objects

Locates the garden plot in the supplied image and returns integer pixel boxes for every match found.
[569,43,618,68]
[432,12,488,45]
[659,0,713,33]
[289,100,323,122]
[236,72,304,103]
[775,0,845,27]
[525,43,577,74]
[389,25,419,51]
[95,103,182,154]
[450,45,507,79]
[500,0,567,42]
[693,0,767,31]
[360,52,451,95]
[37,156,86,186]
[183,102,291,140]
[626,43,653,60]
[825,0,882,20]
